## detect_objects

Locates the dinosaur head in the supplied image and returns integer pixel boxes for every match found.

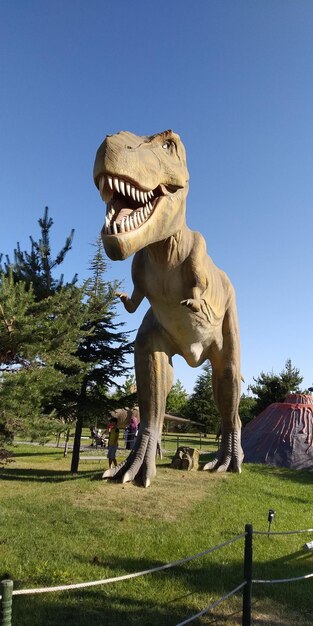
[93,130,189,260]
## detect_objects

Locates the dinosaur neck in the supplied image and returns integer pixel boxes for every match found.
[146,224,194,269]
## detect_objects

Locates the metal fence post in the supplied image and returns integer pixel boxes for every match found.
[0,579,13,626]
[242,524,253,626]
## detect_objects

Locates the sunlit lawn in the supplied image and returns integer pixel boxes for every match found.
[0,443,312,625]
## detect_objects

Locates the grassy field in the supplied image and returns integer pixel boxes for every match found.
[0,443,312,626]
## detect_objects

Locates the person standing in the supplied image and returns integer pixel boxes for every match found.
[107,418,119,469]
[128,415,138,450]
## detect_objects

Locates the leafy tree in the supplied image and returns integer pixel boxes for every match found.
[70,240,133,473]
[184,362,219,433]
[249,359,303,415]
[166,379,189,415]
[0,206,77,300]
[239,393,257,427]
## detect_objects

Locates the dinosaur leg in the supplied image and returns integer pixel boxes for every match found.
[203,305,243,473]
[103,309,174,487]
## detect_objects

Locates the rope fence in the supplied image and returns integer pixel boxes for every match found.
[1,525,313,626]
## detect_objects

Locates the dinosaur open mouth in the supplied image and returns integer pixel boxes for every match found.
[97,174,169,235]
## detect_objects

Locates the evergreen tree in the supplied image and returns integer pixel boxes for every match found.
[0,269,37,366]
[184,362,220,433]
[0,279,86,441]
[70,239,133,473]
[0,206,77,300]
[166,379,189,415]
[249,359,303,415]
[0,209,84,443]
[112,375,137,408]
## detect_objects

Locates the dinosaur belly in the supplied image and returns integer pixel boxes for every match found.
[183,342,206,367]
[153,304,223,367]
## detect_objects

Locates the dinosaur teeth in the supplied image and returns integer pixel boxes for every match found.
[99,175,105,194]
[102,174,158,235]
[100,174,154,205]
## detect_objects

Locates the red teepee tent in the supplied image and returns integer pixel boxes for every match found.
[242,394,313,470]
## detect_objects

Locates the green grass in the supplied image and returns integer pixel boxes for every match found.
[0,444,312,625]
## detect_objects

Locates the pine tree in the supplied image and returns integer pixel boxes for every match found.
[0,269,37,366]
[249,359,303,415]
[70,239,133,473]
[166,379,189,415]
[0,206,77,300]
[184,362,220,433]
[0,209,84,443]
[0,278,87,441]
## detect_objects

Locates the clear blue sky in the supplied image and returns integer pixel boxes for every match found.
[1,0,312,394]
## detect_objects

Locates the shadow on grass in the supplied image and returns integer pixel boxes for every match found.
[11,557,244,626]
[8,450,64,458]
[0,467,100,483]
[245,463,313,486]
[10,553,312,626]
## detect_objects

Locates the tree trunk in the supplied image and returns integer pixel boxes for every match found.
[71,415,83,473]
[63,428,71,457]
[70,382,87,474]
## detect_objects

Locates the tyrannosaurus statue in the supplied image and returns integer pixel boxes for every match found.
[93,129,243,487]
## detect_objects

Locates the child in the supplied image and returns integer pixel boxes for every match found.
[107,417,119,469]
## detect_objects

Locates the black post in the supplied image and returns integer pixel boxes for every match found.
[242,523,253,626]
[0,579,13,626]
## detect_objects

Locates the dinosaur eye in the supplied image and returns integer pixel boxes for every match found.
[162,139,176,152]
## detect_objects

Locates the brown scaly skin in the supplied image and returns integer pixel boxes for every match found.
[94,130,243,487]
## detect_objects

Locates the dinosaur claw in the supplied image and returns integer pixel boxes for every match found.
[203,430,243,474]
[102,468,115,479]
[102,428,158,487]
[122,471,131,484]
[202,460,216,471]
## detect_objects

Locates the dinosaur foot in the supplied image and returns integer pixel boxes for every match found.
[203,430,243,473]
[102,427,158,487]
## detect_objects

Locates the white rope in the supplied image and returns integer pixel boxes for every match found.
[174,582,246,626]
[9,533,246,597]
[254,528,313,535]
[253,572,313,584]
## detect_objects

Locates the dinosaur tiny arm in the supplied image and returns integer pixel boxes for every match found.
[118,287,144,313]
[117,251,146,313]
